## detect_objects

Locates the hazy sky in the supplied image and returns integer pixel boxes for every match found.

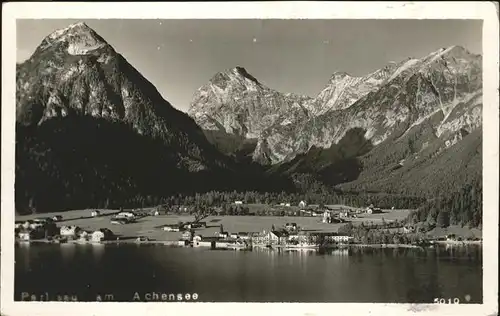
[17,19,482,112]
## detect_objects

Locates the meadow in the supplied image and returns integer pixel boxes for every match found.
[15,206,412,241]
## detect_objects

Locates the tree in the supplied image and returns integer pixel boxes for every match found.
[436,211,450,228]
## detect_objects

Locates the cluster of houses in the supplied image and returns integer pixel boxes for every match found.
[15,216,115,243]
[171,221,353,249]
[365,204,384,214]
[250,222,353,247]
[15,217,61,241]
[162,221,207,232]
[232,200,307,208]
[252,230,353,247]
[59,226,115,243]
[319,204,385,223]
[109,210,142,224]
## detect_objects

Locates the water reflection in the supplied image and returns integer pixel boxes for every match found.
[15,244,483,303]
[16,243,31,271]
[60,243,76,263]
[91,243,105,263]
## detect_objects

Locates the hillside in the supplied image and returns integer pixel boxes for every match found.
[190,46,482,206]
[189,46,482,166]
[15,23,294,214]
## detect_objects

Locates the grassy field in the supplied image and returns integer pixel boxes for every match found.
[15,206,413,241]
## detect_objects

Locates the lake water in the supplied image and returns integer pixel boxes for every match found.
[15,243,482,303]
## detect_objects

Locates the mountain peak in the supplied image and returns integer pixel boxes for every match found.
[231,66,260,84]
[328,71,354,82]
[39,21,109,55]
[232,66,247,73]
[424,45,479,63]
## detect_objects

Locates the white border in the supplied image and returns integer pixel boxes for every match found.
[2,2,498,316]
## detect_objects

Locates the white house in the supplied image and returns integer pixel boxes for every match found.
[332,235,352,243]
[298,200,307,208]
[366,204,383,214]
[163,225,180,232]
[217,232,229,239]
[322,211,331,223]
[91,230,105,243]
[60,226,81,239]
[366,207,383,214]
[136,236,150,242]
[29,222,44,230]
[446,234,457,241]
[230,233,239,239]
[18,231,32,241]
[251,230,289,246]
[117,211,136,219]
[192,235,203,247]
[285,203,291,207]
[288,232,318,245]
[91,210,101,217]
[237,232,251,240]
[339,211,349,218]
[267,231,288,245]
[234,201,243,205]
[78,230,90,241]
[34,217,51,223]
[181,231,193,241]
[403,226,415,234]
[111,218,129,225]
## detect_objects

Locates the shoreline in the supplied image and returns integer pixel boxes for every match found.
[348,243,421,249]
[16,238,483,250]
[430,240,482,245]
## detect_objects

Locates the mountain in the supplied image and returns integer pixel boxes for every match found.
[311,63,400,114]
[188,66,314,164]
[15,22,293,214]
[189,46,482,199]
[189,46,481,165]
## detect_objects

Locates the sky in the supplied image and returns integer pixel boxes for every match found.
[17,19,482,112]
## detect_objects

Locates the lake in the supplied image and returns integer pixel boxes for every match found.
[14,243,482,303]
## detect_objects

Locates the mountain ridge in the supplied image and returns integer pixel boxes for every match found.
[189,44,482,165]
[15,22,295,214]
[188,45,482,202]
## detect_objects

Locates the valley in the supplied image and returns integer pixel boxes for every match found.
[14,22,483,232]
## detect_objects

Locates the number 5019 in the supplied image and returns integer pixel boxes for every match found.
[434,298,460,304]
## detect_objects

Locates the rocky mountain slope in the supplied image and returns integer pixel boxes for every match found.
[188,66,314,139]
[189,45,482,166]
[189,46,482,198]
[188,66,315,164]
[16,22,218,171]
[15,23,292,214]
[277,46,482,197]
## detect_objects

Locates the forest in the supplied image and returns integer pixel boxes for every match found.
[407,178,482,228]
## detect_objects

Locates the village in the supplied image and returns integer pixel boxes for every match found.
[14,200,481,250]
